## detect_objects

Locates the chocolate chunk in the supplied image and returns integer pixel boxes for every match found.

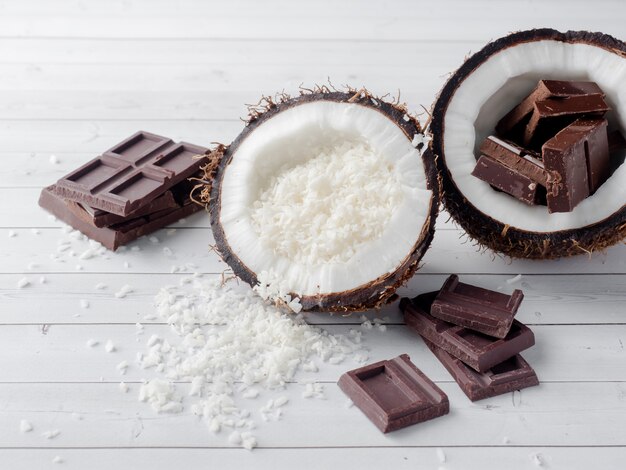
[524,94,609,148]
[430,275,523,339]
[80,190,179,228]
[479,136,548,186]
[337,354,449,433]
[54,131,208,216]
[400,292,535,373]
[39,181,201,251]
[496,80,603,138]
[542,118,609,212]
[472,155,544,205]
[424,339,539,402]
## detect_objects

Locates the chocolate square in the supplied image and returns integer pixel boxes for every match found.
[338,354,449,433]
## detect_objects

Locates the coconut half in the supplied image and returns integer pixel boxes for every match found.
[431,29,626,258]
[206,90,439,312]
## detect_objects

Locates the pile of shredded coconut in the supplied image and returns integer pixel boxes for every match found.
[250,140,404,265]
[135,277,365,449]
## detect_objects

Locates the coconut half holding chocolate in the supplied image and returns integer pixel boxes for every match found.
[204,89,439,312]
[431,29,626,258]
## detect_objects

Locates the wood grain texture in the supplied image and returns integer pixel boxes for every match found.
[0,0,625,467]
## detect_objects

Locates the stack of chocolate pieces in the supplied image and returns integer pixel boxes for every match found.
[39,131,209,250]
[399,274,539,402]
[472,79,625,213]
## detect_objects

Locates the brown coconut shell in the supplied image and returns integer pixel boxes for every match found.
[430,28,626,259]
[207,89,440,312]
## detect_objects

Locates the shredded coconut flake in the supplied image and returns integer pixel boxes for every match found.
[17,278,30,288]
[19,419,33,433]
[49,154,59,164]
[506,274,523,284]
[115,284,133,298]
[80,299,89,309]
[42,429,60,439]
[104,340,116,353]
[86,339,99,348]
[52,456,63,464]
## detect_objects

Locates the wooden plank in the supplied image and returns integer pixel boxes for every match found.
[1,227,624,275]
[0,447,625,470]
[0,0,624,41]
[0,381,624,448]
[0,323,622,382]
[0,38,472,66]
[0,273,624,326]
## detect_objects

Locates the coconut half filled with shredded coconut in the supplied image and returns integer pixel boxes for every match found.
[205,90,439,312]
[430,29,626,258]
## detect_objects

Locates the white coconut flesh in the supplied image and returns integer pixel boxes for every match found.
[444,40,626,232]
[218,100,432,296]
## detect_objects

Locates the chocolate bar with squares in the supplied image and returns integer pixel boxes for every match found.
[54,131,208,216]
[338,354,449,433]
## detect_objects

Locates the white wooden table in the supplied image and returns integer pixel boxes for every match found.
[0,1,625,468]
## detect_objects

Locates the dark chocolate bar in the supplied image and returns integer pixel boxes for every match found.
[472,155,543,205]
[496,80,603,139]
[430,275,523,339]
[400,292,535,372]
[424,339,539,402]
[542,118,609,212]
[54,131,208,216]
[79,190,179,228]
[523,94,609,148]
[39,182,201,251]
[479,136,548,185]
[337,354,449,433]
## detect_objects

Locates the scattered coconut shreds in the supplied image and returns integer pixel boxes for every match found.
[17,277,30,288]
[80,299,89,309]
[124,261,131,269]
[86,339,99,348]
[31,229,40,235]
[95,283,107,290]
[104,339,116,353]
[52,456,63,464]
[39,276,47,284]
[115,284,133,298]
[502,436,511,444]
[119,382,129,393]
[19,419,33,433]
[149,236,160,244]
[253,270,302,313]
[139,379,183,413]
[42,429,60,439]
[506,274,523,284]
[436,447,446,463]
[49,154,59,164]
[130,278,363,450]
[8,230,17,238]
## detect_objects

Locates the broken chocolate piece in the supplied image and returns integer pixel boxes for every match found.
[479,136,548,186]
[496,80,603,138]
[430,275,523,339]
[54,131,208,216]
[472,155,544,205]
[39,181,200,251]
[400,292,535,373]
[424,339,539,402]
[524,94,609,148]
[542,118,609,212]
[337,354,449,433]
